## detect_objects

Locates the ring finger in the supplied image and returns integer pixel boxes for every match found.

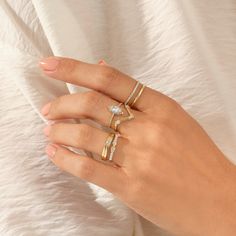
[44,122,128,166]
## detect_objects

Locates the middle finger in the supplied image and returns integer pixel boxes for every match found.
[42,90,142,134]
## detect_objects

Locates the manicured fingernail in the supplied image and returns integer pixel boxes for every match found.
[39,57,60,71]
[98,59,108,65]
[41,102,51,116]
[43,125,51,136]
[45,144,58,157]
[47,120,56,125]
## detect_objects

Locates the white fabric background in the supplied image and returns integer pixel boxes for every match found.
[0,0,235,235]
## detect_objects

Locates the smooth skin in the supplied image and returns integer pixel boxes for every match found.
[39,56,236,236]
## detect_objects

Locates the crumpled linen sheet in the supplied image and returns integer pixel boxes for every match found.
[0,0,235,235]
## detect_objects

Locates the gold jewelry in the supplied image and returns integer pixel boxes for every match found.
[101,133,115,160]
[109,103,123,128]
[109,103,134,131]
[130,84,145,107]
[108,133,120,161]
[125,81,140,105]
[124,81,146,107]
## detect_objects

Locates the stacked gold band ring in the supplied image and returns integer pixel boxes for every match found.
[101,133,120,161]
[102,80,146,162]
[125,81,146,107]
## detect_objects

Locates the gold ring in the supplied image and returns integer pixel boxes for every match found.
[125,81,146,107]
[109,103,134,131]
[130,83,145,107]
[108,133,120,162]
[101,133,115,161]
[125,81,140,105]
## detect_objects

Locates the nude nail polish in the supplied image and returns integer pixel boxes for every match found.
[43,125,51,136]
[39,57,60,71]
[45,144,57,157]
[98,59,108,65]
[41,102,51,116]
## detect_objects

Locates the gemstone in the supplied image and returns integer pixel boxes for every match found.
[109,105,123,115]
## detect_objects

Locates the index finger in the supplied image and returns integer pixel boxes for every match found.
[39,56,161,111]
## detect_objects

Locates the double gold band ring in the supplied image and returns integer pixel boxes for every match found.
[101,133,120,161]
[101,133,115,161]
[125,81,146,107]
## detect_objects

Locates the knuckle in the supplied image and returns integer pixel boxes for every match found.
[59,58,78,74]
[85,91,99,103]
[142,121,167,151]
[76,124,92,145]
[165,98,181,116]
[82,91,102,112]
[145,121,163,142]
[98,66,120,90]
[75,159,95,180]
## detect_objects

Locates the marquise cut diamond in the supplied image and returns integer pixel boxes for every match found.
[109,105,122,115]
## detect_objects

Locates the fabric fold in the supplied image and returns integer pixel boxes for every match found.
[0,0,236,235]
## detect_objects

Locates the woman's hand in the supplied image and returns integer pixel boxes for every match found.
[39,56,236,236]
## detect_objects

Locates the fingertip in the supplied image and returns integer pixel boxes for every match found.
[41,102,51,116]
[39,57,60,72]
[45,143,60,158]
[98,59,108,65]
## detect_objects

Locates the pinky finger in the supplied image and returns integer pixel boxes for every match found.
[45,143,125,194]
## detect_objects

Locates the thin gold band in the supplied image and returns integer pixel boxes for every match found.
[125,81,140,105]
[108,133,120,161]
[131,84,145,107]
[101,133,115,161]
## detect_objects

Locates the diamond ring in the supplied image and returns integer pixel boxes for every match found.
[108,103,134,131]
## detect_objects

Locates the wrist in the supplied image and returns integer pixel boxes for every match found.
[201,163,236,236]
[185,158,236,236]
